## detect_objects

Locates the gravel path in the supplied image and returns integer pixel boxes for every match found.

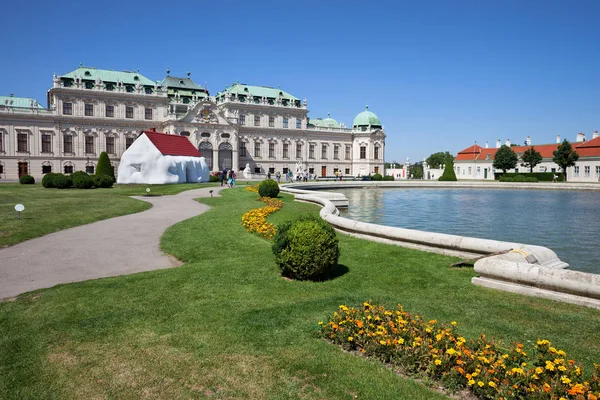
[0,187,223,300]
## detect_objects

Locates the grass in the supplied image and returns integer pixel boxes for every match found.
[0,182,218,247]
[0,188,599,399]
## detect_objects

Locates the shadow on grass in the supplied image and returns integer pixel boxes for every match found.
[324,263,349,281]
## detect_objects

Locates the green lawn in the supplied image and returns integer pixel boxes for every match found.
[0,182,218,247]
[0,188,598,399]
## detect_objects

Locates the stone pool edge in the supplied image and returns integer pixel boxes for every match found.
[280,181,600,310]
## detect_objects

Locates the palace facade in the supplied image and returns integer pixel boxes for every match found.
[0,66,386,180]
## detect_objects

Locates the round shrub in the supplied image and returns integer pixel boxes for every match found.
[272,215,340,281]
[19,174,35,184]
[258,179,279,198]
[382,175,395,181]
[70,170,88,180]
[73,174,94,189]
[53,174,73,189]
[372,173,383,181]
[93,174,114,188]
[42,173,57,188]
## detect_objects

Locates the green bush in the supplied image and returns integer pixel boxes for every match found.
[382,175,395,181]
[209,175,219,182]
[42,173,57,188]
[372,173,383,181]
[92,174,114,188]
[19,175,35,184]
[272,215,339,281]
[499,176,515,182]
[438,162,457,181]
[52,174,73,189]
[96,152,115,180]
[73,174,94,189]
[495,172,563,182]
[258,179,279,198]
[70,170,88,180]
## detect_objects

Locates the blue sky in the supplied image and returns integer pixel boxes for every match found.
[2,0,599,163]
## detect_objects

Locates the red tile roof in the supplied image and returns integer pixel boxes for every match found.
[455,139,600,161]
[142,131,201,157]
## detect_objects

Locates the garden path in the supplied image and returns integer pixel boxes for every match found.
[0,186,224,300]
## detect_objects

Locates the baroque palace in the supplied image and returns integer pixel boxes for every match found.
[0,66,386,180]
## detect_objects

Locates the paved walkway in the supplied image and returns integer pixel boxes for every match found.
[0,187,224,300]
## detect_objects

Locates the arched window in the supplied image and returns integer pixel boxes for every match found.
[199,142,213,170]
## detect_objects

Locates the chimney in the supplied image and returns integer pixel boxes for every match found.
[496,139,501,148]
[505,139,511,147]
[485,141,489,148]
[556,135,561,143]
[593,130,599,139]
[576,132,585,143]
[525,136,531,146]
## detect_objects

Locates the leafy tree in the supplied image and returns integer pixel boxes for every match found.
[438,161,457,181]
[425,151,454,169]
[521,147,543,173]
[96,152,115,180]
[493,145,518,173]
[552,140,579,182]
[408,163,423,179]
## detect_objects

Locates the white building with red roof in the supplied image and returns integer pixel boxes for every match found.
[117,130,209,184]
[453,132,600,182]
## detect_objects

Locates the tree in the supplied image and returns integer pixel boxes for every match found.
[96,151,115,180]
[438,161,457,181]
[552,140,579,182]
[408,163,423,179]
[425,151,454,169]
[521,147,543,173]
[493,145,518,174]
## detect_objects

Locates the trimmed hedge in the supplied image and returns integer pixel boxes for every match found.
[382,175,395,181]
[70,170,88,180]
[272,215,339,281]
[73,174,94,189]
[92,174,114,188]
[495,172,564,182]
[19,175,35,184]
[42,173,57,188]
[53,174,73,189]
[96,152,115,180]
[439,162,457,181]
[258,179,279,198]
[372,173,383,181]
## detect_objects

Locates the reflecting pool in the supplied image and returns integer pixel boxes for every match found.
[329,188,599,274]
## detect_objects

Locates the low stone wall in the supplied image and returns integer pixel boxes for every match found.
[280,181,600,310]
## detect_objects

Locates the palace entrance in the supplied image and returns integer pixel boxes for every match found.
[198,142,213,170]
[218,142,232,170]
[18,162,28,177]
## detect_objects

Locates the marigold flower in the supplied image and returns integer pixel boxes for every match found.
[435,359,442,366]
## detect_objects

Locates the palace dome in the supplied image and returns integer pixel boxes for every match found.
[352,106,382,128]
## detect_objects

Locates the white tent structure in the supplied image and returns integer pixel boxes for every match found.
[117,130,210,184]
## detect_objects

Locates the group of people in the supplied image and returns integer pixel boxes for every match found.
[266,170,314,183]
[220,169,237,188]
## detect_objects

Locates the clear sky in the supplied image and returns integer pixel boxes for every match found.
[1,0,599,163]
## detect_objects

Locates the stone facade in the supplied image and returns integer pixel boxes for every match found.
[0,66,386,180]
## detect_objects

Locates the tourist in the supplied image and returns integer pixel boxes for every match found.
[553,174,558,183]
[231,170,237,187]
[226,170,232,188]
[220,169,227,186]
[275,171,281,182]
[267,171,271,180]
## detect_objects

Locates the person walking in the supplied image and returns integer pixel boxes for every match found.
[231,170,237,187]
[220,169,226,186]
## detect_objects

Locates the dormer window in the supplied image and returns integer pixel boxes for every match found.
[179,80,184,84]
[134,76,139,81]
[84,71,91,76]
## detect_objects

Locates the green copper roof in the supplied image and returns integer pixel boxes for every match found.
[0,95,45,109]
[310,113,340,128]
[217,83,299,101]
[61,66,155,86]
[352,106,382,127]
[160,75,207,92]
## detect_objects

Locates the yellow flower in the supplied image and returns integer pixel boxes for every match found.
[545,361,555,371]
[488,381,496,388]
[477,381,484,387]
[348,336,354,342]
[446,348,456,355]
[467,379,475,386]
[451,321,457,326]
[560,376,571,384]
[535,367,543,375]
[435,359,442,365]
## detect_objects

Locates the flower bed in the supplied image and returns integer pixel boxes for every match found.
[320,302,600,400]
[241,185,282,239]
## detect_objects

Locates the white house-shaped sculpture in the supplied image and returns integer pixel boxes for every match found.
[117,130,210,184]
